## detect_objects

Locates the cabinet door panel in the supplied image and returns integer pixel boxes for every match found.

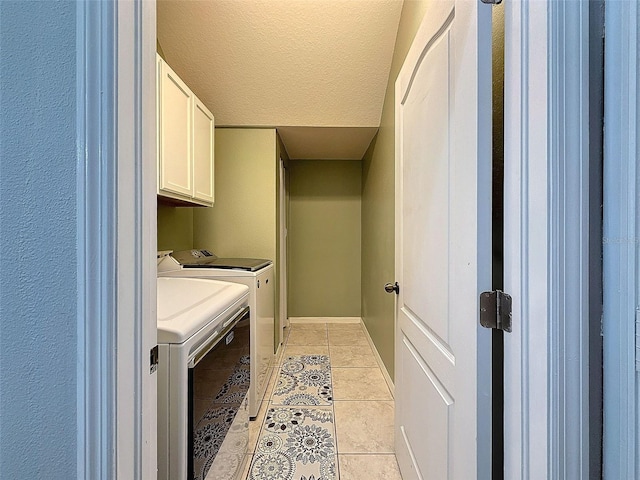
[193,99,214,204]
[159,61,192,197]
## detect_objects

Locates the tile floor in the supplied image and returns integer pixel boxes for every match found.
[241,321,403,480]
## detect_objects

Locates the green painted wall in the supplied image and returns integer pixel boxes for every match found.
[157,204,194,251]
[193,128,277,261]
[361,0,430,381]
[194,128,280,350]
[289,160,362,317]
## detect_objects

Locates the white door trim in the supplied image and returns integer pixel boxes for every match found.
[278,157,289,342]
[547,1,592,477]
[76,1,157,478]
[503,1,592,477]
[602,1,639,477]
[76,2,118,476]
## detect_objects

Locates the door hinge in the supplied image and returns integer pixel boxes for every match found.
[479,291,512,332]
[150,345,159,374]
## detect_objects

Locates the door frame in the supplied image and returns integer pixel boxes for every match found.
[602,1,639,477]
[278,156,290,345]
[79,0,602,477]
[77,1,157,478]
[503,1,594,477]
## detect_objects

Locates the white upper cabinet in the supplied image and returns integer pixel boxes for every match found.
[158,57,192,197]
[192,98,215,204]
[157,54,214,206]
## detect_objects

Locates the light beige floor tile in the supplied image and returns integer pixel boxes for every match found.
[329,344,377,367]
[334,400,394,453]
[328,326,368,346]
[286,328,328,346]
[327,323,363,333]
[332,368,392,400]
[339,454,403,480]
[289,323,327,332]
[281,344,330,360]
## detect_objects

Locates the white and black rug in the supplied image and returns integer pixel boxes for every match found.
[249,354,338,480]
[271,355,333,406]
[249,407,337,480]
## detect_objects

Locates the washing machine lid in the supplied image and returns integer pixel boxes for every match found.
[157,277,249,344]
[183,257,272,272]
[171,249,218,264]
[172,249,272,272]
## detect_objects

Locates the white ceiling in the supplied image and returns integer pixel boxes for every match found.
[157,0,402,160]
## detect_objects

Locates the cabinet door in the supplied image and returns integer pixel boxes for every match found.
[158,58,193,197]
[192,98,214,204]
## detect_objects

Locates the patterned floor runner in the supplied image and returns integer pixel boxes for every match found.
[249,355,338,480]
[272,355,333,406]
[249,407,337,480]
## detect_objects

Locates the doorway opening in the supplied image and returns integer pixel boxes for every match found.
[491,4,505,479]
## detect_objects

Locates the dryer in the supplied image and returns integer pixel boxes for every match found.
[156,276,250,480]
[158,249,275,418]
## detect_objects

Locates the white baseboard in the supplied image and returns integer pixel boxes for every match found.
[361,321,395,397]
[288,317,362,324]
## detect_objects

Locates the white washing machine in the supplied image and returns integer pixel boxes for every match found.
[156,276,250,480]
[158,249,275,418]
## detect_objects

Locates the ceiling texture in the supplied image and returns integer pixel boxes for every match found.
[157,0,403,160]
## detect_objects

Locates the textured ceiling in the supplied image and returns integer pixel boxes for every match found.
[157,0,402,159]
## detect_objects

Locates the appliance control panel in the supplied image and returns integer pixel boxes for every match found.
[189,249,215,258]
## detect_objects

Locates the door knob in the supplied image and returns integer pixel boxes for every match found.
[384,282,399,294]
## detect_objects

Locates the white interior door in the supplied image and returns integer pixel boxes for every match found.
[394,1,492,479]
